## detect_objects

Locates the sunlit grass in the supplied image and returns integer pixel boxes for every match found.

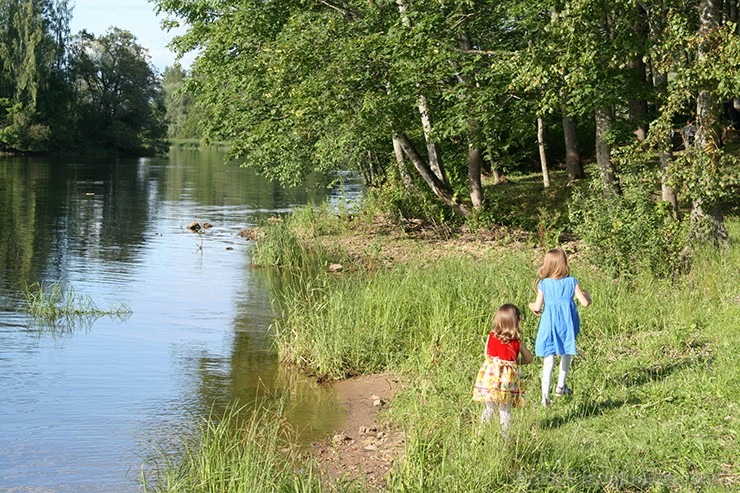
[21,281,132,332]
[141,401,329,493]
[262,212,739,491]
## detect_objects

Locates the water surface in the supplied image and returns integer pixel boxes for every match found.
[0,149,359,492]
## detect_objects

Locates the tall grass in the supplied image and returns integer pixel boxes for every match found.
[142,401,329,493]
[22,281,132,332]
[262,213,739,491]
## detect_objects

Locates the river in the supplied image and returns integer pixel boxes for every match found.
[0,148,360,492]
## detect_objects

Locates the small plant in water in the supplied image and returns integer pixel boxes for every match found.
[22,281,132,331]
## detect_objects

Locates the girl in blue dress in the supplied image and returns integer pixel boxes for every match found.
[528,249,591,407]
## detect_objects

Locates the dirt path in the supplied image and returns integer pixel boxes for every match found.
[312,374,404,491]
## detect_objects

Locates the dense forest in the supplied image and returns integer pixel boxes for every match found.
[152,0,739,252]
[0,0,169,154]
[3,0,739,254]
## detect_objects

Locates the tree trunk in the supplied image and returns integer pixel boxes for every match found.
[457,30,483,209]
[594,106,621,196]
[392,135,414,190]
[562,107,584,182]
[486,147,504,184]
[417,94,447,184]
[395,133,470,216]
[468,139,484,208]
[628,58,649,142]
[537,117,550,188]
[659,131,680,219]
[690,0,729,245]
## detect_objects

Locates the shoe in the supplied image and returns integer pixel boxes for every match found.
[541,397,549,407]
[555,386,573,396]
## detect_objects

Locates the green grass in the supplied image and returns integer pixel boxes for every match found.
[141,400,330,493]
[262,216,739,491]
[148,184,739,490]
[22,281,132,332]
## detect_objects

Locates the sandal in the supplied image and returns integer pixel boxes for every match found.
[555,386,573,396]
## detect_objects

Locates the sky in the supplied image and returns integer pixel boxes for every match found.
[68,0,195,73]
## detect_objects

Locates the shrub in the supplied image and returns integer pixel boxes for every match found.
[569,175,688,278]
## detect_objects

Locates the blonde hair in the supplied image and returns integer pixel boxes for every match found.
[493,303,522,344]
[537,249,570,280]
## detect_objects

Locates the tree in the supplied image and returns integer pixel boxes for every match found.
[645,0,740,246]
[162,63,200,139]
[68,27,166,153]
[0,0,64,151]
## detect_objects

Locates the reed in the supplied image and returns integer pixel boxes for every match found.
[141,400,327,493]
[22,281,132,327]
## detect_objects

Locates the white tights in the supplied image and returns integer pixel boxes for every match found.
[481,402,511,431]
[541,354,573,402]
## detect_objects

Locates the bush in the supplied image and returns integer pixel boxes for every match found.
[569,175,688,278]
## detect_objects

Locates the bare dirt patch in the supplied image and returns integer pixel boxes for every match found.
[313,373,404,491]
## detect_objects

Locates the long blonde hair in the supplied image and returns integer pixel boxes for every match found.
[537,249,570,280]
[493,303,522,344]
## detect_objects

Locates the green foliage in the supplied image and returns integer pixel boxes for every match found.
[162,63,201,139]
[362,170,459,228]
[67,28,167,154]
[570,174,688,279]
[142,401,325,493]
[0,99,50,150]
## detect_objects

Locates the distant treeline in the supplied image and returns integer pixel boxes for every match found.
[0,0,200,155]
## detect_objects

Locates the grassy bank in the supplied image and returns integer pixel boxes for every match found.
[259,207,739,491]
[145,196,738,491]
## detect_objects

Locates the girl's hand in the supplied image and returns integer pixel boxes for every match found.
[528,302,541,316]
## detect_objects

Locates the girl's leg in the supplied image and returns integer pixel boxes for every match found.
[481,401,496,423]
[556,354,573,391]
[499,403,512,432]
[541,355,555,405]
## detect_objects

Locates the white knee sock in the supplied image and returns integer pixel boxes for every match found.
[557,354,573,389]
[481,401,496,423]
[542,355,555,401]
[499,403,512,431]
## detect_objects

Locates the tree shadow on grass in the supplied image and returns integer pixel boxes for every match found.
[541,396,630,430]
[540,350,710,429]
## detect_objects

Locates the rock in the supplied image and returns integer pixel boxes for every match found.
[187,221,201,231]
[328,263,343,273]
[363,445,378,451]
[201,222,213,229]
[332,434,352,444]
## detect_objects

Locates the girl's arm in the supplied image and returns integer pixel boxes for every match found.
[528,289,544,315]
[518,343,534,365]
[575,284,591,307]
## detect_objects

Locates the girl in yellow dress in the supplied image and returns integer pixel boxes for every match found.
[473,304,533,433]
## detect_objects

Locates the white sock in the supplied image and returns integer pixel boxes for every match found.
[499,403,512,431]
[481,401,496,423]
[557,354,573,389]
[542,355,555,401]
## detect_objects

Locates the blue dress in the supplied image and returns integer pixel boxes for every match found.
[534,276,580,357]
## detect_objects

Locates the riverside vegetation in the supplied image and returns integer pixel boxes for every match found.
[143,170,738,492]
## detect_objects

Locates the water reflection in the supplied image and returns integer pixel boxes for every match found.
[0,148,357,492]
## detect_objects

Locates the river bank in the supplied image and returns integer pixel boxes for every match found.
[253,208,739,491]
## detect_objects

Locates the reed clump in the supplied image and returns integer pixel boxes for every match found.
[141,401,326,493]
[22,281,132,330]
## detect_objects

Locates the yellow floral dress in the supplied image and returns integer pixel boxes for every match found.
[472,334,524,406]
